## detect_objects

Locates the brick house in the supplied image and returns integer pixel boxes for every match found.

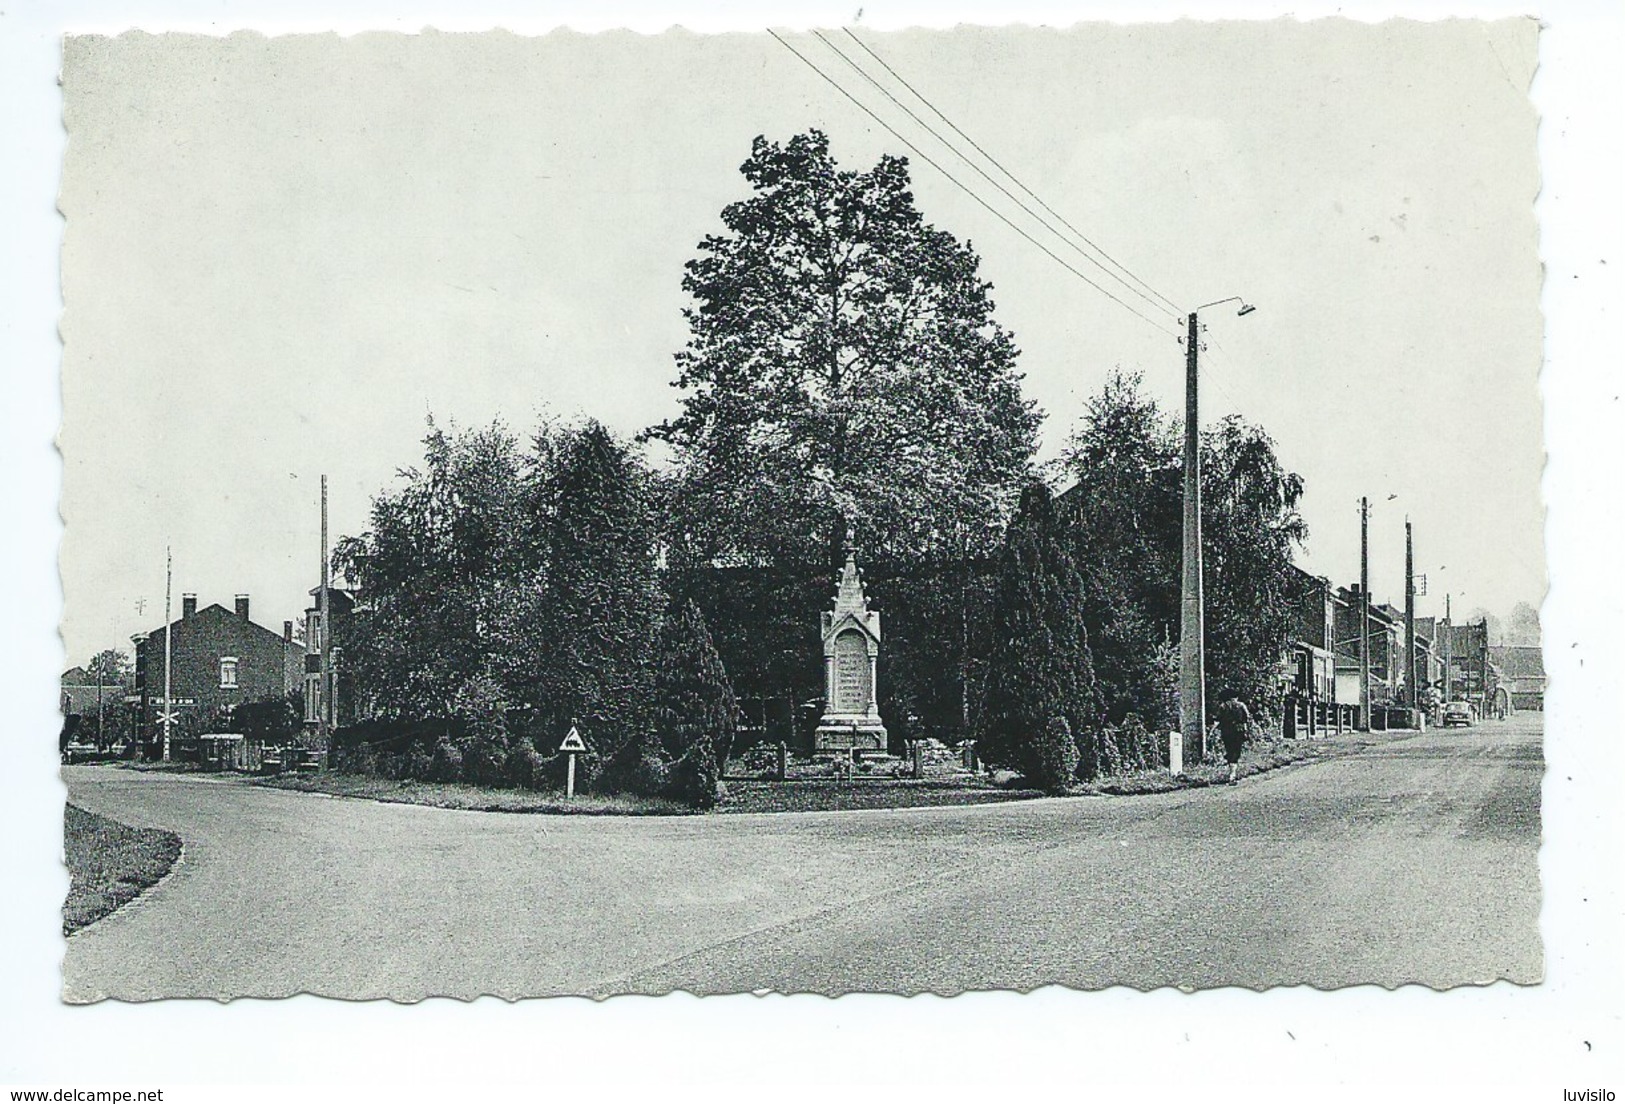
[133,593,301,749]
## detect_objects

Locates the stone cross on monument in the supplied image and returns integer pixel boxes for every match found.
[814,552,888,755]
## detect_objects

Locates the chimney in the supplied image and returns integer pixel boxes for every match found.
[236,594,251,622]
[182,593,198,619]
[283,620,294,643]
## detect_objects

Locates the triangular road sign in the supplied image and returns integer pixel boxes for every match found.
[559,726,587,754]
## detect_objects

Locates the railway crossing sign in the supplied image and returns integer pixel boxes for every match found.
[559,725,586,798]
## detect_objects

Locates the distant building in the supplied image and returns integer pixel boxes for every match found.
[1282,568,1354,733]
[133,593,300,750]
[302,585,356,730]
[1443,619,1492,708]
[1334,585,1403,703]
[1489,645,1545,711]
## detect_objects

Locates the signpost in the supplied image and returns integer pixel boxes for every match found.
[559,725,586,799]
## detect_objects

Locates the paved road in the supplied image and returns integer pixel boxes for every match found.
[61,715,1542,1001]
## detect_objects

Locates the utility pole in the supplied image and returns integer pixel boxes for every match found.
[1180,311,1207,763]
[1405,520,1417,716]
[1443,593,1453,701]
[161,546,173,762]
[319,474,332,759]
[1359,498,1371,731]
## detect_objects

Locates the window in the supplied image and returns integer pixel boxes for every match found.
[304,673,321,723]
[219,657,239,689]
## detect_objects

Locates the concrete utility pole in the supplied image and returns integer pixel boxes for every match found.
[1180,311,1207,764]
[1179,298,1255,762]
[319,474,332,755]
[1359,498,1371,731]
[1443,593,1453,701]
[1405,520,1417,713]
[162,546,173,762]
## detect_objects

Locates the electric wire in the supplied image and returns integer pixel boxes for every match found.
[768,29,1179,341]
[813,29,1181,326]
[842,27,1186,317]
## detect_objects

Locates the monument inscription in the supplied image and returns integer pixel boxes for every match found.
[833,630,871,712]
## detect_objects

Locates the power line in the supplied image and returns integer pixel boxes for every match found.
[767,29,1180,341]
[843,27,1186,317]
[812,29,1181,326]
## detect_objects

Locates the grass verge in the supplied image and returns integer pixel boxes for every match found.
[1080,732,1379,797]
[63,803,182,935]
[718,778,1044,814]
[253,772,693,815]
[251,732,1384,815]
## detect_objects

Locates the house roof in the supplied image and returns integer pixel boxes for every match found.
[139,602,293,649]
[1488,645,1545,679]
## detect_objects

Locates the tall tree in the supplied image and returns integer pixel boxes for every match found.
[654,129,1038,569]
[651,130,1040,741]
[978,482,1097,786]
[1200,415,1309,709]
[528,422,663,781]
[333,419,526,722]
[653,599,739,808]
[1059,374,1307,723]
[1059,371,1182,728]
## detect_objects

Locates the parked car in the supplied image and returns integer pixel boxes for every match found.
[1442,701,1473,728]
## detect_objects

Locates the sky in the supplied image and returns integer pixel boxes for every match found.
[7,0,1622,1090]
[57,18,1544,663]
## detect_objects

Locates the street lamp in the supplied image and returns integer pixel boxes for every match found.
[1180,296,1256,764]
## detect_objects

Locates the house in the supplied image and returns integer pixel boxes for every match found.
[302,585,356,730]
[1488,644,1545,711]
[1333,585,1403,703]
[1283,567,1354,734]
[133,593,301,752]
[1442,619,1492,709]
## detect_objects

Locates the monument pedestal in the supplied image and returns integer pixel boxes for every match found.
[813,553,888,756]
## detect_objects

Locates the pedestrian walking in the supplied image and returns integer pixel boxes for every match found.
[1215,695,1252,785]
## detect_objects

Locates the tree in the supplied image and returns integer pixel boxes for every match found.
[333,418,528,723]
[1199,416,1309,711]
[524,422,663,788]
[1059,371,1182,729]
[654,600,738,809]
[978,482,1097,785]
[83,649,133,748]
[335,418,670,793]
[651,130,1040,741]
[1059,375,1307,725]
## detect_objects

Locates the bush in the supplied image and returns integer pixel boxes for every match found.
[1095,726,1122,778]
[736,742,782,777]
[1118,713,1157,772]
[1025,716,1079,794]
[406,741,435,781]
[506,739,545,789]
[429,738,464,783]
[667,737,721,809]
[598,744,668,796]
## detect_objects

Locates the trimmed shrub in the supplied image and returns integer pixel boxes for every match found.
[1026,715,1080,794]
[667,734,721,810]
[1095,726,1122,778]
